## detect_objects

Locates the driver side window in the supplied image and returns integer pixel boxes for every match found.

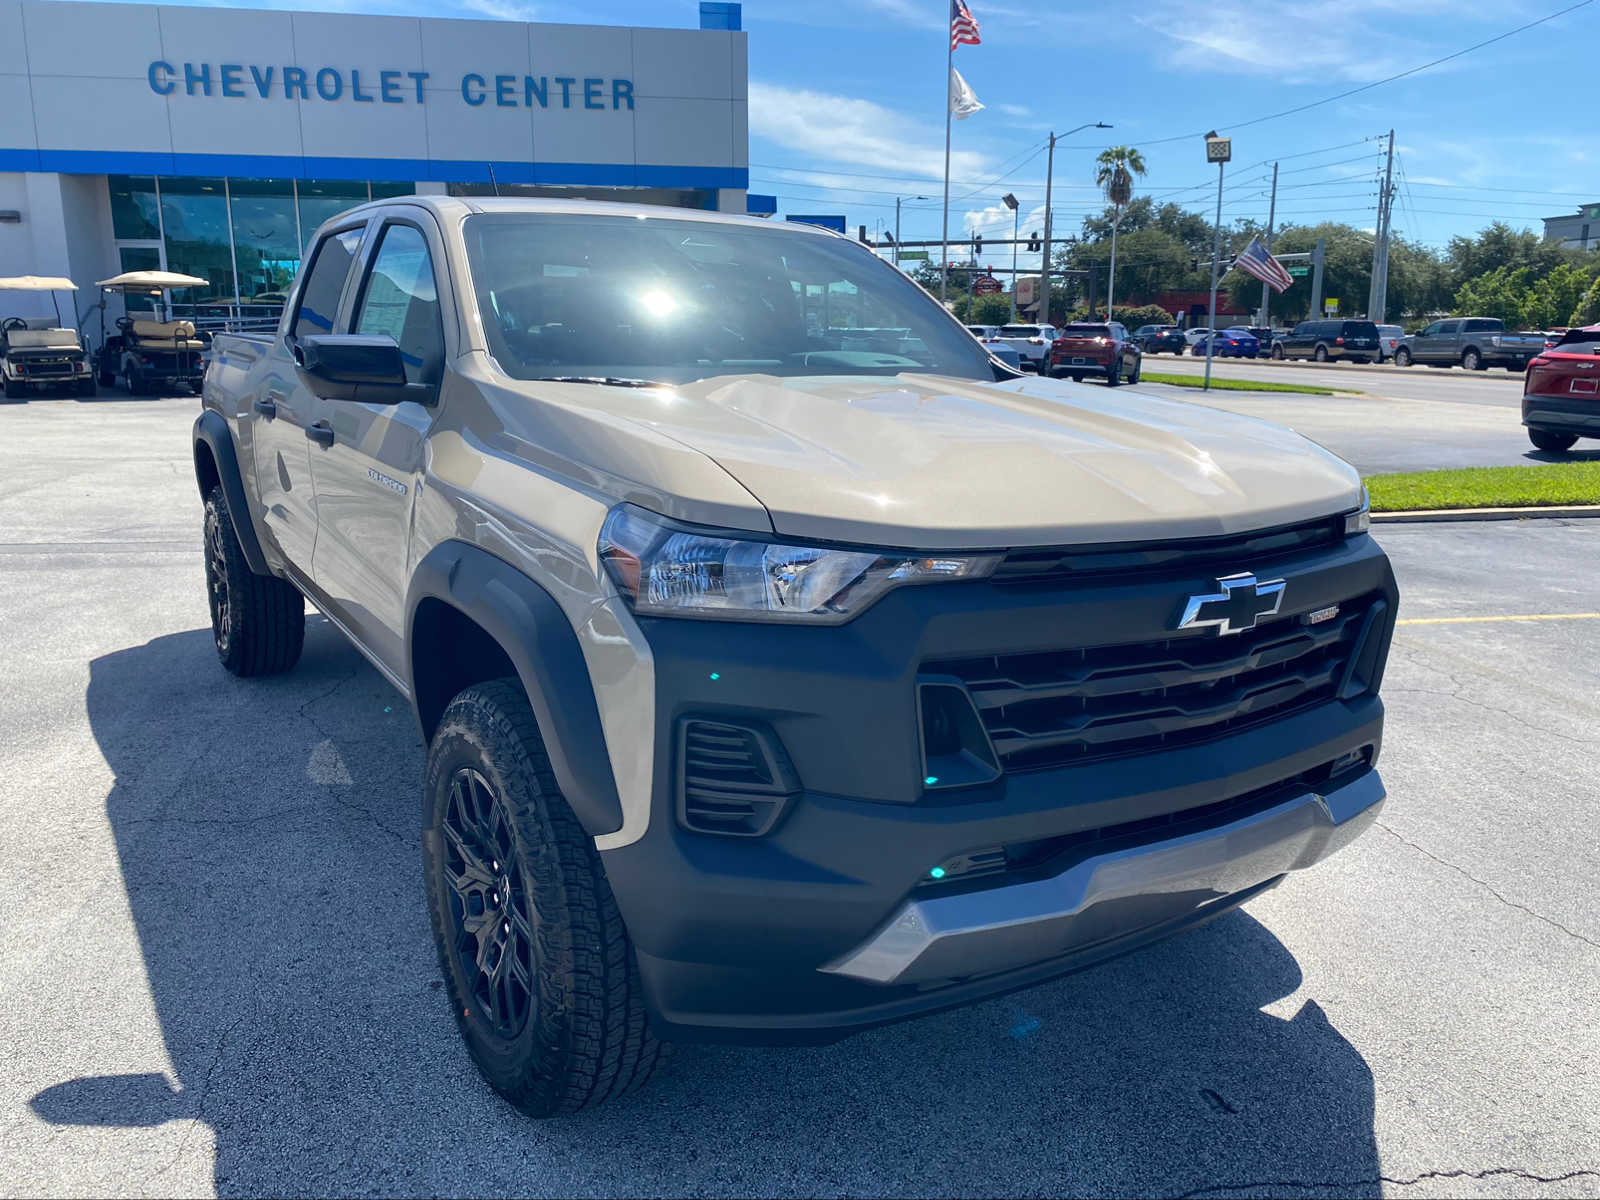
[352,223,445,386]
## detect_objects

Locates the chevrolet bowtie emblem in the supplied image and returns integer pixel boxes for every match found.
[1177,572,1286,636]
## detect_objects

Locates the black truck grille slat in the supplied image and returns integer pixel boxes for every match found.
[679,719,800,837]
[926,599,1371,772]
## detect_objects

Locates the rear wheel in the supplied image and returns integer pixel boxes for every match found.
[3,377,23,400]
[422,680,665,1117]
[1529,430,1579,453]
[203,485,304,676]
[1395,347,1412,367]
[1105,359,1121,387]
[1313,345,1329,363]
[1462,348,1483,371]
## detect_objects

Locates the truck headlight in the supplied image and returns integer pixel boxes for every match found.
[599,504,999,623]
[1344,487,1371,536]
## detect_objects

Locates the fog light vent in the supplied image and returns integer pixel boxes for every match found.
[918,679,1001,792]
[677,718,800,837]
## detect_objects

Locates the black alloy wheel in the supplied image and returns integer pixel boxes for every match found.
[204,504,232,656]
[441,767,536,1039]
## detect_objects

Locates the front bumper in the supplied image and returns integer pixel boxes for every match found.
[824,768,1381,986]
[599,534,1396,1043]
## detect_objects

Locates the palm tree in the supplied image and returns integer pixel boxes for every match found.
[1095,146,1147,320]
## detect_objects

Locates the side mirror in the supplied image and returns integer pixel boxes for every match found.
[293,333,422,404]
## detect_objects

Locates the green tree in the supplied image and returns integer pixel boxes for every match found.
[1573,273,1600,325]
[1094,146,1147,318]
[1525,263,1599,329]
[1451,265,1537,325]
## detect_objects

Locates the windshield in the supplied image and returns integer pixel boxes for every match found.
[998,325,1044,337]
[461,213,994,385]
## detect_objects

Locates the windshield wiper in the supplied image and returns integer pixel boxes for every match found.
[525,375,667,388]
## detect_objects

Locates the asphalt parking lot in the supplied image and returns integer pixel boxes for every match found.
[2,395,1598,1199]
[1121,355,1600,476]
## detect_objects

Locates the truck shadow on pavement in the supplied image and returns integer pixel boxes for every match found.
[40,624,1381,1198]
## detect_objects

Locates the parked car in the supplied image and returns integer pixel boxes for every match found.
[1191,328,1260,358]
[1133,324,1186,354]
[1181,326,1214,346]
[1271,319,1380,363]
[1246,327,1278,351]
[1048,321,1142,384]
[1375,324,1404,363]
[991,322,1057,371]
[0,275,94,398]
[1522,323,1600,452]
[198,195,1394,1116]
[1393,317,1546,371]
[967,324,1023,370]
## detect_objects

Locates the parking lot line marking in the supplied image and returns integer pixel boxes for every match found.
[1397,613,1600,626]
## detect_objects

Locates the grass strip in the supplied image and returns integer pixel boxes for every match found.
[1139,371,1351,396]
[1366,461,1600,512]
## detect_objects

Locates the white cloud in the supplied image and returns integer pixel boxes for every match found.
[749,81,988,180]
[458,0,539,19]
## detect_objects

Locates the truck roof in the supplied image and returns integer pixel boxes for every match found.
[331,194,838,238]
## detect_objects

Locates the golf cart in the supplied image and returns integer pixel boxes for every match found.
[92,271,211,394]
[0,276,95,398]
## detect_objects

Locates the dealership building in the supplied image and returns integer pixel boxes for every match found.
[0,0,751,324]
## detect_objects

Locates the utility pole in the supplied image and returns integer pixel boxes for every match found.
[1203,132,1231,392]
[1368,129,1394,319]
[1310,237,1326,318]
[1038,131,1056,327]
[1003,192,1020,322]
[1259,161,1278,328]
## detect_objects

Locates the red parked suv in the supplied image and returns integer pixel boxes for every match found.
[1523,324,1600,452]
[1048,321,1143,386]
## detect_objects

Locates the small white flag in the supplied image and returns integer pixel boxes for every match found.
[949,67,984,120]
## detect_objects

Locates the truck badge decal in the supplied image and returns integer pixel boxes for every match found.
[367,467,408,496]
[1177,572,1286,637]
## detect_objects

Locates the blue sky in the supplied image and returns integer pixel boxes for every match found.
[119,0,1595,272]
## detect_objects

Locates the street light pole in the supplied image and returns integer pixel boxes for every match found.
[894,194,929,268]
[1203,131,1231,393]
[1002,192,1020,322]
[1036,121,1110,330]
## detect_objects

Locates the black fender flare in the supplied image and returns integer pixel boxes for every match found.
[406,541,625,837]
[192,409,269,575]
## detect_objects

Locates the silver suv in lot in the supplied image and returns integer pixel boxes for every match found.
[193,197,1396,1116]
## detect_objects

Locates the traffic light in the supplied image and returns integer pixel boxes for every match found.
[859,224,869,244]
[973,233,983,255]
[1026,232,1041,252]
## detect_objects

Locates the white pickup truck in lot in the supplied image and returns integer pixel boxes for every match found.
[192,196,1397,1116]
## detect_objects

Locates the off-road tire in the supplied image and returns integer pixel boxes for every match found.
[1394,347,1412,367]
[422,679,665,1117]
[202,485,304,676]
[1529,429,1578,453]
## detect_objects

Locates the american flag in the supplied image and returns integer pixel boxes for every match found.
[1233,237,1294,294]
[950,0,981,50]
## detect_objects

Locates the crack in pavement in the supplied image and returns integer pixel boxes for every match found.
[1374,821,1599,952]
[1173,1165,1600,1197]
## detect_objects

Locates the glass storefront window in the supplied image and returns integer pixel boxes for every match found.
[370,181,415,201]
[158,177,235,307]
[228,178,300,305]
[296,180,371,252]
[109,176,160,240]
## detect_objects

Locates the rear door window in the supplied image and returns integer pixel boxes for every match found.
[292,226,365,340]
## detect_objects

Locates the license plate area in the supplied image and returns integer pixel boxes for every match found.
[1071,357,1087,364]
[1571,378,1598,395]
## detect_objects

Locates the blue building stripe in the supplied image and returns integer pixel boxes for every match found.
[1,147,747,191]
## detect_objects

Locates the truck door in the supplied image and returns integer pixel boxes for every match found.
[307,216,446,673]
[253,223,367,576]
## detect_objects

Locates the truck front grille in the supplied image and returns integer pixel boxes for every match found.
[924,596,1375,773]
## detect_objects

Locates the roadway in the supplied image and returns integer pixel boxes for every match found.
[1,395,1597,1198]
[1120,353,1600,476]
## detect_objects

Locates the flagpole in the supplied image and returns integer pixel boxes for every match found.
[940,36,953,305]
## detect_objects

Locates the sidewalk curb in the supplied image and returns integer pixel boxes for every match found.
[1372,505,1600,524]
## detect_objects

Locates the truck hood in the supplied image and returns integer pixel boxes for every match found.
[547,372,1364,549]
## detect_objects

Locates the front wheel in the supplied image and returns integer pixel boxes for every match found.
[1127,356,1141,385]
[1105,359,1121,387]
[422,680,665,1117]
[203,485,304,676]
[1529,430,1579,453]
[1394,347,1412,367]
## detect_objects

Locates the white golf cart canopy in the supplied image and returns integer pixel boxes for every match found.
[1,274,81,334]
[96,271,209,293]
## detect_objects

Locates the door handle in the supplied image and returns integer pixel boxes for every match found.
[306,420,335,448]
[252,397,277,419]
